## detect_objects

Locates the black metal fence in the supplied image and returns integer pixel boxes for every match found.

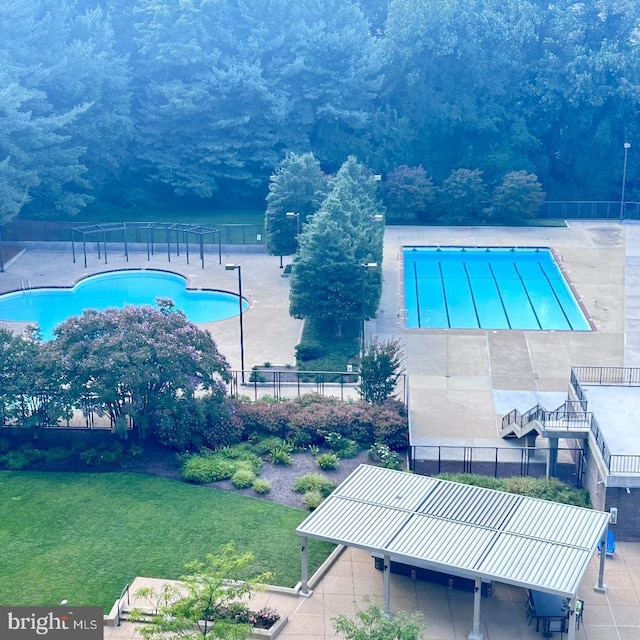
[409,444,586,487]
[3,201,640,246]
[0,219,266,245]
[228,369,409,404]
[539,201,640,220]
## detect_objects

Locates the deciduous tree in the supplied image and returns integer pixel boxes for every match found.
[438,168,487,223]
[488,170,545,223]
[131,543,273,640]
[358,338,405,405]
[44,301,230,438]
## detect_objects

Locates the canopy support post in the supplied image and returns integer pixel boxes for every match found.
[299,536,312,597]
[383,554,391,616]
[468,576,484,640]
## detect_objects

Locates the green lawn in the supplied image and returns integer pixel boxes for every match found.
[0,471,334,612]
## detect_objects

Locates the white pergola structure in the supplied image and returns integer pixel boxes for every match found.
[297,465,611,640]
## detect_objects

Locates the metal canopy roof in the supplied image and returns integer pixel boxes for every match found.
[297,465,611,597]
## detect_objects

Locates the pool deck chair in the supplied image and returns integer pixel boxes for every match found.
[598,530,616,558]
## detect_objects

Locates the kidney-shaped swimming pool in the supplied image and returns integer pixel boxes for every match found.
[0,269,246,339]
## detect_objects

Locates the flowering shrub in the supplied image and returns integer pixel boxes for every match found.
[250,607,281,629]
[368,442,404,470]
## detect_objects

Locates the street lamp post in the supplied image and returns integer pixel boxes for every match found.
[225,263,245,383]
[620,142,631,222]
[360,262,378,360]
[286,211,301,235]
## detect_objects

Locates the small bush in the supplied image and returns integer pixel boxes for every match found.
[3,451,31,470]
[231,468,256,489]
[270,447,293,466]
[250,436,286,457]
[216,445,262,474]
[292,473,337,497]
[128,444,144,458]
[315,453,339,470]
[295,341,326,361]
[368,442,403,470]
[323,432,360,458]
[180,456,235,483]
[252,607,280,628]
[44,447,72,464]
[302,489,324,510]
[0,439,9,453]
[252,479,272,495]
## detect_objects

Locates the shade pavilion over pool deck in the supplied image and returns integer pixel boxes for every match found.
[296,465,612,640]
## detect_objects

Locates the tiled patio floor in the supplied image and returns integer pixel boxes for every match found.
[104,542,640,640]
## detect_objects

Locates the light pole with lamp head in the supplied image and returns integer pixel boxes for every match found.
[225,263,245,383]
[620,142,631,222]
[360,262,378,360]
[286,211,301,235]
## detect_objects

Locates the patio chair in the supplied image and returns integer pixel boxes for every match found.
[597,530,616,558]
[525,591,542,631]
[575,599,584,629]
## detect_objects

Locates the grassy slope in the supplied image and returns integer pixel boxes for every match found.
[0,471,333,611]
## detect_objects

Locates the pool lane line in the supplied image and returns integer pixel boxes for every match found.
[413,261,422,328]
[487,263,512,329]
[513,263,542,330]
[462,263,482,328]
[536,262,574,330]
[437,262,452,328]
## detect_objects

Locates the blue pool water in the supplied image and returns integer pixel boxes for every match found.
[404,247,590,330]
[0,269,247,339]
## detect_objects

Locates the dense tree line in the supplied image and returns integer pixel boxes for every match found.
[1,0,638,224]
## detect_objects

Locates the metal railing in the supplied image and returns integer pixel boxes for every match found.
[409,445,585,487]
[569,367,640,475]
[115,583,130,627]
[501,401,591,432]
[572,366,640,386]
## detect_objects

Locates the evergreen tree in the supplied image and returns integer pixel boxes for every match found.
[265,152,327,262]
[289,157,384,334]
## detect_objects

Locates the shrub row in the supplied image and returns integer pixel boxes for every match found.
[435,473,591,507]
[0,440,143,471]
[229,395,408,451]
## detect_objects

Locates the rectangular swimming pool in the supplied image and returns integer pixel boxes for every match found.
[403,246,590,330]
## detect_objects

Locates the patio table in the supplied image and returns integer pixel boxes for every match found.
[530,590,568,636]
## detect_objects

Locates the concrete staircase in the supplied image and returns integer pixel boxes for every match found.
[500,400,592,440]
